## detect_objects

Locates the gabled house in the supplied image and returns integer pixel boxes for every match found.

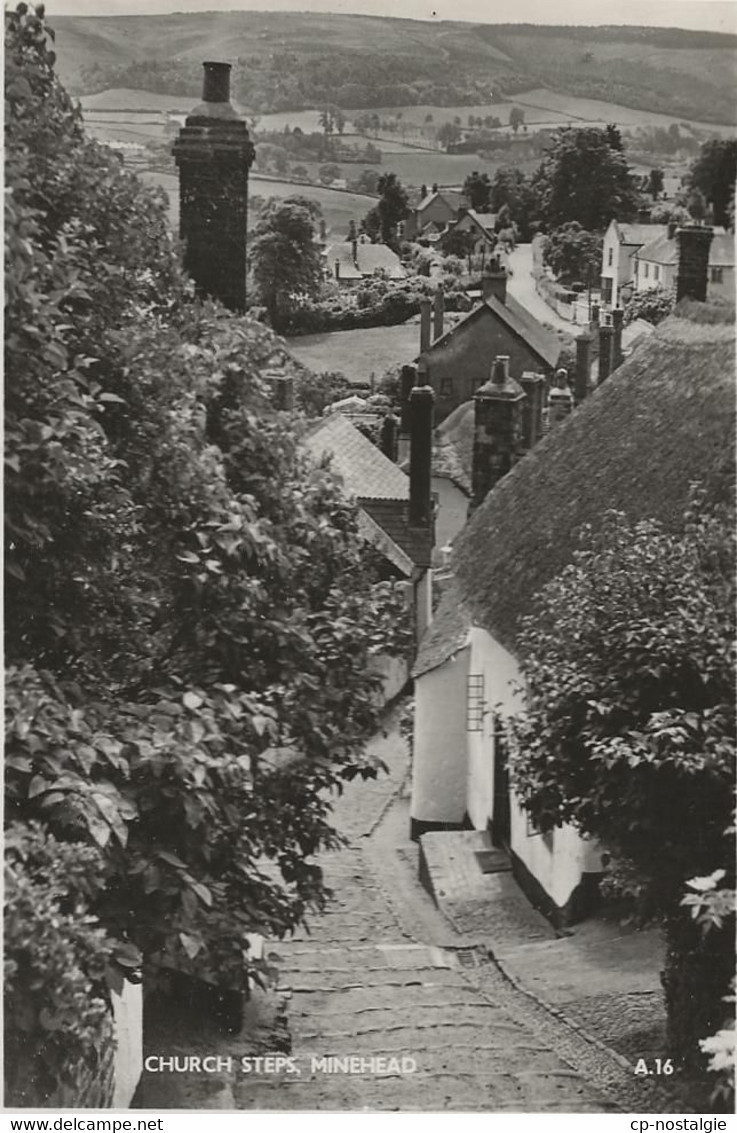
[325,239,406,287]
[404,188,467,241]
[633,225,734,304]
[439,208,497,256]
[302,404,434,650]
[416,267,560,423]
[600,220,667,308]
[409,300,735,927]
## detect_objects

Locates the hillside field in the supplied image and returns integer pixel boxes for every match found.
[140,171,378,238]
[55,11,737,127]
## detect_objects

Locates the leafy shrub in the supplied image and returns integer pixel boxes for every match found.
[4,822,121,1103]
[510,495,735,1073]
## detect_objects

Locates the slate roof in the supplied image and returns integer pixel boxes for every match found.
[467,210,497,231]
[616,222,667,247]
[362,499,433,571]
[412,578,472,678]
[420,294,560,372]
[325,241,406,280]
[418,189,467,214]
[451,308,736,655]
[303,412,408,501]
[302,414,432,574]
[637,231,735,268]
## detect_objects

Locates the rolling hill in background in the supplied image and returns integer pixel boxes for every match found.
[54,11,737,127]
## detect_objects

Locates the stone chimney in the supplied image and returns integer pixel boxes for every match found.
[173,62,254,313]
[408,385,434,529]
[398,364,416,434]
[433,290,445,341]
[598,316,614,384]
[380,412,399,463]
[548,369,573,427]
[419,297,432,354]
[481,261,507,305]
[519,371,545,451]
[667,219,677,241]
[470,355,524,512]
[574,331,593,403]
[676,225,714,303]
[611,307,624,370]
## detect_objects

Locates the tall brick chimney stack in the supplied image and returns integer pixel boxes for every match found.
[481,259,508,304]
[575,331,592,403]
[470,355,524,512]
[598,315,614,384]
[519,371,545,451]
[408,385,434,529]
[173,62,254,313]
[676,225,714,303]
[433,290,445,341]
[397,363,416,464]
[419,298,432,354]
[611,307,624,370]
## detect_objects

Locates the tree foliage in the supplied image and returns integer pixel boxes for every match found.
[543,222,603,285]
[250,196,325,330]
[687,139,737,230]
[462,170,492,212]
[376,172,410,246]
[533,126,642,231]
[509,498,735,1072]
[623,284,675,326]
[5,3,412,1092]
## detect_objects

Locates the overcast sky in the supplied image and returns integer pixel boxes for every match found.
[48,0,737,33]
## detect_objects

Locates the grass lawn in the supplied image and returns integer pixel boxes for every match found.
[286,322,423,385]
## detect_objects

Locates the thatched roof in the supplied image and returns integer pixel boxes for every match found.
[452,308,736,654]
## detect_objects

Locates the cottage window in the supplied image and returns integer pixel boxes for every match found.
[607,247,613,267]
[466,674,485,732]
[440,378,453,396]
[644,263,649,278]
[711,267,723,284]
[654,265,660,281]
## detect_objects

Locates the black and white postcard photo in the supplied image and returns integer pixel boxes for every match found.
[4,0,736,1124]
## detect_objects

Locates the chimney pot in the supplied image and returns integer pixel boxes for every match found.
[520,371,545,449]
[492,355,510,385]
[548,371,573,427]
[202,60,231,104]
[419,297,432,354]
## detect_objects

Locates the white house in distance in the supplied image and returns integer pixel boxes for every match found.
[633,224,735,303]
[409,235,735,927]
[599,219,667,308]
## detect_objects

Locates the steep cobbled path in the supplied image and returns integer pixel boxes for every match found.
[235,712,618,1112]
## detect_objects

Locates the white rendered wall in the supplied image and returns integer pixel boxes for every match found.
[465,627,524,829]
[112,979,143,1108]
[410,646,470,827]
[464,627,601,911]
